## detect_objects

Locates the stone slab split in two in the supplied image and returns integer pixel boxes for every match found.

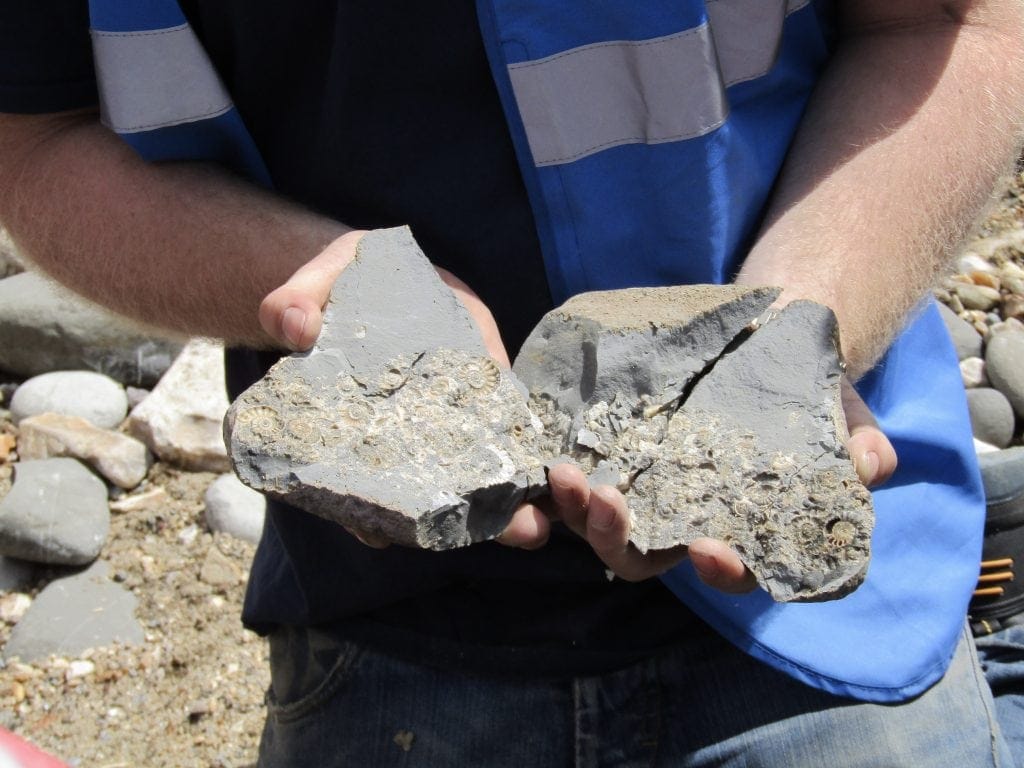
[225,227,873,602]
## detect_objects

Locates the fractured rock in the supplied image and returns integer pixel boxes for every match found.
[128,338,231,472]
[226,227,873,601]
[628,302,871,601]
[225,227,542,549]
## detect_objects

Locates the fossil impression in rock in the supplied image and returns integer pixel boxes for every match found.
[224,227,544,549]
[226,226,873,602]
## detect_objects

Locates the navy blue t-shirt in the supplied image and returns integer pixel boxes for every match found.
[1,1,702,673]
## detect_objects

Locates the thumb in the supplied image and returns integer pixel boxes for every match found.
[258,229,366,350]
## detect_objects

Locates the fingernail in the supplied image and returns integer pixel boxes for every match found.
[690,551,719,581]
[857,450,879,484]
[282,307,307,349]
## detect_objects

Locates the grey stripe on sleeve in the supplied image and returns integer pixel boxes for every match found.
[508,25,727,167]
[707,0,788,87]
[91,24,232,134]
[508,1,810,167]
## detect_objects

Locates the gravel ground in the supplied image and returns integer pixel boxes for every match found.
[0,164,1019,766]
[0,464,268,767]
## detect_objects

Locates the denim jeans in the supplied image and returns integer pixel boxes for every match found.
[258,623,1009,767]
[976,622,1024,764]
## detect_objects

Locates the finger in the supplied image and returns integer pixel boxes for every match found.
[258,230,365,350]
[546,463,591,536]
[495,504,551,550]
[345,526,391,549]
[687,537,758,593]
[841,378,898,487]
[586,485,686,581]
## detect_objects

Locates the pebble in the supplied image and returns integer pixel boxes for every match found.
[204,474,266,544]
[953,282,1001,311]
[965,388,1016,448]
[960,357,988,388]
[108,486,168,513]
[17,412,151,489]
[199,546,240,588]
[126,338,231,472]
[938,302,983,360]
[970,270,1000,290]
[0,593,32,624]
[10,370,128,429]
[958,253,998,275]
[1002,295,1024,321]
[0,458,110,566]
[65,659,95,681]
[985,328,1024,419]
[3,560,144,663]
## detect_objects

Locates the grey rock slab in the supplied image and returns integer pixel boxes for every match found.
[10,370,128,429]
[127,338,230,472]
[0,271,181,386]
[204,473,266,544]
[966,387,1016,449]
[514,285,781,432]
[226,227,542,549]
[3,560,143,662]
[18,412,152,489]
[577,301,872,602]
[985,328,1024,419]
[0,458,110,565]
[938,301,983,361]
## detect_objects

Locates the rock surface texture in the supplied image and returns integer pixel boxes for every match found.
[226,227,542,549]
[227,227,873,602]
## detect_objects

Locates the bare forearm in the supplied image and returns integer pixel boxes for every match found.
[0,110,350,345]
[738,0,1024,378]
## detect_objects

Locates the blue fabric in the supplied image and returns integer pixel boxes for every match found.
[662,303,985,701]
[118,111,272,187]
[479,0,832,303]
[88,0,186,33]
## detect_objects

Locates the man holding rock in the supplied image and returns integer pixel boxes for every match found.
[1,1,1023,765]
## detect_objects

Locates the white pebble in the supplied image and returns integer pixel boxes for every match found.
[65,659,95,681]
[960,357,988,388]
[0,593,31,624]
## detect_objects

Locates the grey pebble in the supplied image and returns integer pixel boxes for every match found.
[938,302,983,361]
[985,329,1024,420]
[0,458,110,565]
[204,474,266,544]
[3,560,143,663]
[965,387,1016,449]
